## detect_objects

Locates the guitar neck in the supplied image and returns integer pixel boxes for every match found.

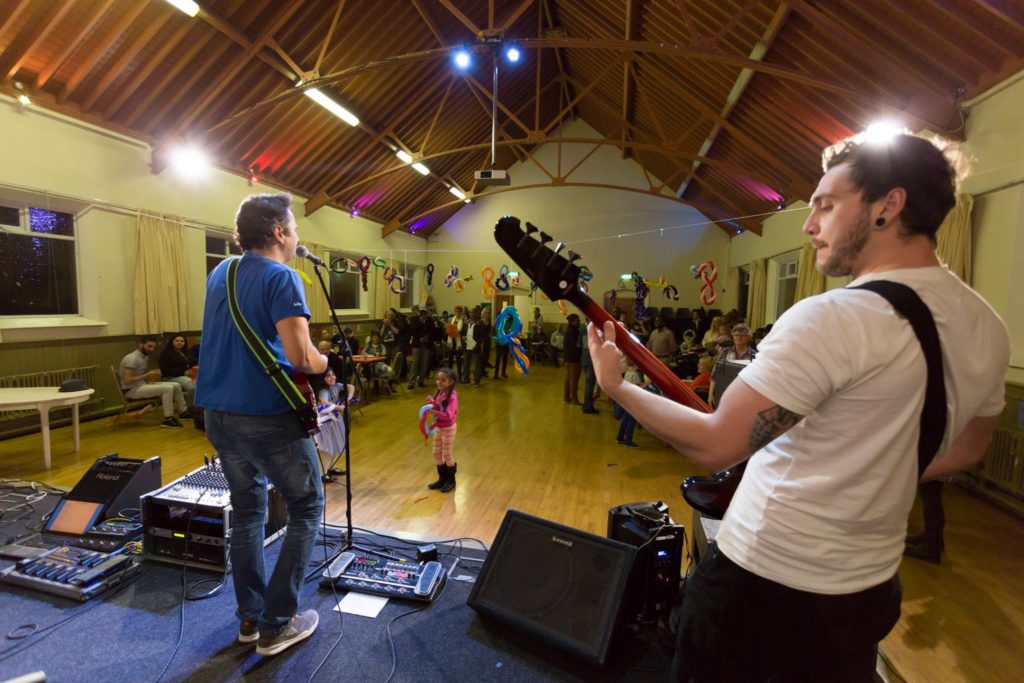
[573,296,712,414]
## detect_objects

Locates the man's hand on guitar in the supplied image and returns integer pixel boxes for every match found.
[587,321,625,395]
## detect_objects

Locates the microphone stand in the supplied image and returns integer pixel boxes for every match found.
[308,261,376,556]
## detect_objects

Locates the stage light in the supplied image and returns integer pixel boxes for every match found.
[17,94,30,106]
[247,167,258,186]
[453,50,471,70]
[395,149,413,164]
[449,186,466,201]
[412,162,430,175]
[776,200,785,210]
[169,144,210,179]
[863,120,902,146]
[505,46,521,63]
[351,208,359,218]
[164,0,200,17]
[304,88,359,127]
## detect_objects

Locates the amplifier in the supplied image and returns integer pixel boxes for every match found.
[141,459,286,572]
[0,546,141,601]
[67,453,162,519]
[609,501,685,625]
[320,551,446,603]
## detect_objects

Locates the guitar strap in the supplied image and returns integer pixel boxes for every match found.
[852,280,948,477]
[224,258,308,413]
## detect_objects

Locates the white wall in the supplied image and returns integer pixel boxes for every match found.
[0,99,425,340]
[428,118,730,321]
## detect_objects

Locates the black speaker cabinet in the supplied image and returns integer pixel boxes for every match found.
[67,454,161,519]
[467,509,637,666]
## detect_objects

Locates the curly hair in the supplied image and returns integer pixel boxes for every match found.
[233,193,293,251]
[823,134,960,243]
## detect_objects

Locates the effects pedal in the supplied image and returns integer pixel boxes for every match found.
[320,551,446,603]
[0,546,141,601]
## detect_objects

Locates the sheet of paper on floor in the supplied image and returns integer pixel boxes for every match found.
[334,591,389,618]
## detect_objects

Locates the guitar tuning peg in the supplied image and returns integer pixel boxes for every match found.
[567,250,581,263]
[525,222,539,235]
[539,231,553,245]
[552,242,565,254]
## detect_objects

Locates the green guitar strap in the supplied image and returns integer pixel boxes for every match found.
[225,258,307,411]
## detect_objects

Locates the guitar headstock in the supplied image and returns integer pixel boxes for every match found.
[493,216,584,304]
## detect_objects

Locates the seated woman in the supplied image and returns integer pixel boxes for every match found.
[363,332,394,381]
[159,333,195,402]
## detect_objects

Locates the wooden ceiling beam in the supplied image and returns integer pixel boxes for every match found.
[421,74,456,154]
[464,74,533,135]
[542,0,576,120]
[915,0,1019,60]
[34,0,114,90]
[197,4,295,80]
[437,0,483,36]
[103,21,193,119]
[1,0,77,83]
[142,41,235,133]
[672,0,700,43]
[159,0,307,146]
[58,1,149,103]
[499,0,536,33]
[314,0,346,74]
[620,0,641,159]
[462,78,531,166]
[969,0,1024,31]
[0,0,34,46]
[410,0,447,45]
[266,37,304,76]
[80,10,174,113]
[542,67,617,135]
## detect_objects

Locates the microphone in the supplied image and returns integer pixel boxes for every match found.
[295,245,324,267]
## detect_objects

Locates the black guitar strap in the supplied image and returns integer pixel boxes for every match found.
[225,258,308,413]
[852,280,948,477]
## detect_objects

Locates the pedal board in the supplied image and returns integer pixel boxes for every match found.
[320,551,446,603]
[0,546,141,601]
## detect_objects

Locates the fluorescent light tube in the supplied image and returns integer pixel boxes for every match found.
[304,88,359,127]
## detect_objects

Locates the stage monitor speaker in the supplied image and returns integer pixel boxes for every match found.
[467,509,636,666]
[67,454,161,519]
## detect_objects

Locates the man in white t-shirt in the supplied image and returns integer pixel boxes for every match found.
[588,133,1010,681]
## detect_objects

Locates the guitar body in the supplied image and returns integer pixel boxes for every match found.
[493,216,740,518]
[292,371,320,436]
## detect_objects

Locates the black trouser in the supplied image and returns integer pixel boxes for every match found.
[494,344,509,376]
[672,545,901,682]
[447,346,464,377]
[918,480,945,543]
[464,348,483,385]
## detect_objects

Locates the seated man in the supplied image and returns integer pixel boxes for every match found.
[120,336,190,428]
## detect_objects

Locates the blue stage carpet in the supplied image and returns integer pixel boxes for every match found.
[0,529,671,682]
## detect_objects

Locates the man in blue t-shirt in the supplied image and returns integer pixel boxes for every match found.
[195,193,327,657]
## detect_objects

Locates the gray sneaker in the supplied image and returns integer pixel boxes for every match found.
[161,417,184,429]
[255,610,319,656]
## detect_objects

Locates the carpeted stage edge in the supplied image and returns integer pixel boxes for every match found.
[0,530,672,682]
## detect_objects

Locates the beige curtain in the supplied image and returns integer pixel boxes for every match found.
[793,242,826,304]
[935,193,973,283]
[133,211,190,334]
[290,241,331,323]
[726,266,739,312]
[371,262,402,319]
[746,258,767,330]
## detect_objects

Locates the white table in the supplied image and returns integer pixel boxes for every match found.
[0,387,95,469]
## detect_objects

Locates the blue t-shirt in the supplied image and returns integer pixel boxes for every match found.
[195,252,310,415]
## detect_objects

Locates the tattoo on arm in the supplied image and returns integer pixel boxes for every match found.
[749,405,803,452]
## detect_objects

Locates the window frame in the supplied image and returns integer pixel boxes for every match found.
[328,249,370,316]
[0,203,81,318]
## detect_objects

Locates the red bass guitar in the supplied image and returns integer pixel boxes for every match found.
[493,216,741,518]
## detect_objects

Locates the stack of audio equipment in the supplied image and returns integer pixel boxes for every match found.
[141,459,286,572]
[608,501,685,625]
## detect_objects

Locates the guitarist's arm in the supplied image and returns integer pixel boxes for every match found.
[589,321,801,472]
[277,315,328,375]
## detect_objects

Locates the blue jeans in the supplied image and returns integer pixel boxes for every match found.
[464,348,483,384]
[205,410,324,636]
[615,403,636,442]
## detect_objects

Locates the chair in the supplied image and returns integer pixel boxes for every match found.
[659,307,675,320]
[388,352,407,395]
[109,365,160,425]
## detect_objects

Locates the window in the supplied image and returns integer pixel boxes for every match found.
[0,205,79,315]
[329,251,364,311]
[775,255,799,317]
[205,233,241,273]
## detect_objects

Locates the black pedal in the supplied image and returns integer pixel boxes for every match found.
[320,551,446,603]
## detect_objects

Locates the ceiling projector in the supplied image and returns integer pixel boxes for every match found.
[474,169,510,186]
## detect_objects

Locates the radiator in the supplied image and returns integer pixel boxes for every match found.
[979,429,1024,496]
[0,365,101,422]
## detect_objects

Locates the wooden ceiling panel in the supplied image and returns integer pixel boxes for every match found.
[3,1,1023,237]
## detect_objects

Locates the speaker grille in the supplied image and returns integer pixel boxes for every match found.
[468,510,636,665]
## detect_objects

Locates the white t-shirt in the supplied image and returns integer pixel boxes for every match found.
[717,266,1010,594]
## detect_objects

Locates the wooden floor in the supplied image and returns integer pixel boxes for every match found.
[2,364,1021,682]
